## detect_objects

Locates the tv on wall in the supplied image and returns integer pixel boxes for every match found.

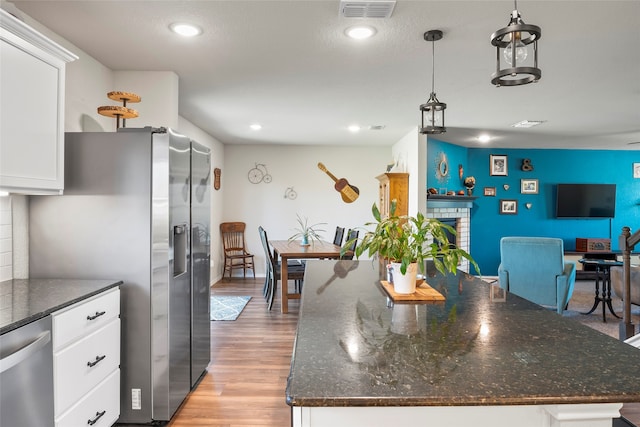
[555,183,616,218]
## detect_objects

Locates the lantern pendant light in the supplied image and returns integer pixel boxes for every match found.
[490,0,541,87]
[420,30,446,135]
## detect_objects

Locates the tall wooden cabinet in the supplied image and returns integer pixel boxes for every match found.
[376,173,408,218]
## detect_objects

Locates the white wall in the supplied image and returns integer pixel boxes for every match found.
[391,127,426,216]
[222,144,390,278]
[114,71,180,130]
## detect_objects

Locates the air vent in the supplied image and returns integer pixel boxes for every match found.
[368,125,386,131]
[340,1,396,19]
[511,120,546,128]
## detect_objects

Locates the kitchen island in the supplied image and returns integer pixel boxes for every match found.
[286,260,640,427]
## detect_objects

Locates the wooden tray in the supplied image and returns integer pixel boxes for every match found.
[380,280,445,303]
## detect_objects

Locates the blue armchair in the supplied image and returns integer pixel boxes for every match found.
[498,237,576,314]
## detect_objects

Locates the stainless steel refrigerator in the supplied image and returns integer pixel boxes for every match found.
[28,127,211,424]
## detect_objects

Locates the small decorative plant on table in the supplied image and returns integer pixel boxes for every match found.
[289,214,327,246]
[343,200,479,294]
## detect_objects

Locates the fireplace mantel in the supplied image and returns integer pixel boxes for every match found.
[427,195,477,209]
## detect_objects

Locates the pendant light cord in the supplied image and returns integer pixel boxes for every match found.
[431,39,435,94]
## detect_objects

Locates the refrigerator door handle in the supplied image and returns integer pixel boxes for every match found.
[173,223,188,277]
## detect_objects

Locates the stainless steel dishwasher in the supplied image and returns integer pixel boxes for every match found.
[0,315,54,427]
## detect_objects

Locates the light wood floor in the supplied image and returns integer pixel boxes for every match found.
[167,278,640,427]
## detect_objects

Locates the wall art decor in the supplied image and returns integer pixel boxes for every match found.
[490,154,508,176]
[484,187,496,196]
[634,163,640,178]
[317,162,360,203]
[284,187,297,200]
[213,168,221,190]
[499,199,518,215]
[247,162,272,184]
[520,179,538,194]
[435,152,449,183]
[521,158,534,171]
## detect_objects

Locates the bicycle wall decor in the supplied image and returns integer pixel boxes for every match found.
[247,163,272,184]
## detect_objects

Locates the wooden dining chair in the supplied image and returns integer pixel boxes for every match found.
[333,226,345,246]
[342,229,359,260]
[258,226,305,310]
[220,222,255,279]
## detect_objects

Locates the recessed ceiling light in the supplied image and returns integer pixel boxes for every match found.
[477,134,491,143]
[345,26,376,40]
[511,120,545,128]
[170,23,202,37]
[348,125,361,133]
[250,123,262,131]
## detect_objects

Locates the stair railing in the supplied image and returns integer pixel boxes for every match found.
[619,226,640,340]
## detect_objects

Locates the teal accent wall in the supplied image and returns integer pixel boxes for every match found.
[427,139,469,194]
[427,141,640,275]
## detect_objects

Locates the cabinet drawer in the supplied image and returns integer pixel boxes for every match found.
[54,318,120,416]
[55,369,120,427]
[52,288,120,350]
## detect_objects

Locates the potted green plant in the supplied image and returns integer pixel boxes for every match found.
[343,200,479,294]
[288,214,327,246]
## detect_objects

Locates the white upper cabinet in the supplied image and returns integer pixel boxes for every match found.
[0,9,77,194]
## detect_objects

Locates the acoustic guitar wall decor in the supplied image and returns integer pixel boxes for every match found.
[317,162,360,203]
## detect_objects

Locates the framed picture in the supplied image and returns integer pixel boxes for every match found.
[499,199,518,214]
[484,187,496,196]
[634,163,640,178]
[520,179,538,194]
[490,155,508,176]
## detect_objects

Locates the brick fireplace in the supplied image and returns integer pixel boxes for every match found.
[426,196,474,272]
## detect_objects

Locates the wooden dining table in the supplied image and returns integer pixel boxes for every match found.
[269,240,347,313]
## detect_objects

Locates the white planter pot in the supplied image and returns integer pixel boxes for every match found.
[390,262,418,294]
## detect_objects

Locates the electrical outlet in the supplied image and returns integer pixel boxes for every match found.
[132,388,141,410]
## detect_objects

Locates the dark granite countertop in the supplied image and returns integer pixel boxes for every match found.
[286,260,640,407]
[0,278,122,335]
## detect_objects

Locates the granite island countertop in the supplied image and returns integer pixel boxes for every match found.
[286,260,640,407]
[0,278,122,335]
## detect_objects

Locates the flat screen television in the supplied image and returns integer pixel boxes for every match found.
[555,183,616,218]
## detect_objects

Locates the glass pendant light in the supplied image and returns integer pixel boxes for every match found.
[420,30,446,135]
[490,0,541,87]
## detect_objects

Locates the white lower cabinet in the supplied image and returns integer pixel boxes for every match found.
[51,288,120,426]
[55,370,120,427]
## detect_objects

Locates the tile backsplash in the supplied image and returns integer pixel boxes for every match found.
[0,197,12,281]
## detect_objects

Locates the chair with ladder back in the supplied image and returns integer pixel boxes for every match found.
[220,222,255,279]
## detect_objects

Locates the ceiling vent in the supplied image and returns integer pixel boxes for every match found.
[339,1,396,19]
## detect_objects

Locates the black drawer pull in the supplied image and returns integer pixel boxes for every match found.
[87,355,106,367]
[87,410,106,425]
[87,311,106,321]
